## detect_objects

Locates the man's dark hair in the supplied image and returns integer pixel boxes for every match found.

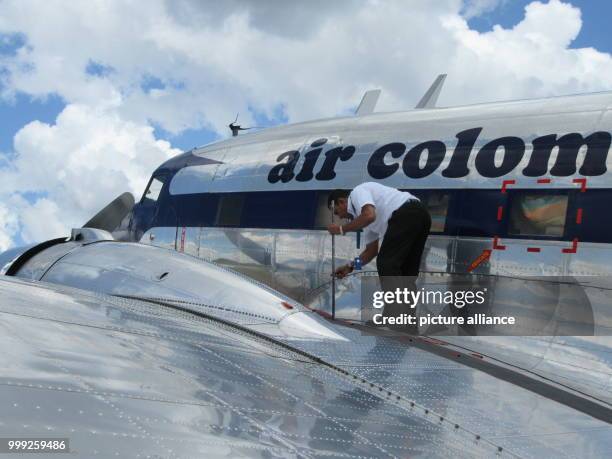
[327,189,350,208]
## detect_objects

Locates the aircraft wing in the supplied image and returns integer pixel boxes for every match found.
[1,276,610,458]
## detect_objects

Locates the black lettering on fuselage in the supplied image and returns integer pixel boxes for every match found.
[296,138,327,182]
[441,127,482,178]
[523,132,610,177]
[266,128,610,184]
[403,140,446,178]
[367,140,446,180]
[315,145,356,180]
[367,142,405,179]
[267,150,300,183]
[475,136,525,178]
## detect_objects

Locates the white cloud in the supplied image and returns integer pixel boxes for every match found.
[0,202,18,251]
[16,198,66,244]
[0,104,179,246]
[0,0,611,248]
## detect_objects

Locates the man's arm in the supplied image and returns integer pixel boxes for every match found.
[334,239,379,278]
[344,204,376,232]
[328,204,376,235]
[359,239,379,265]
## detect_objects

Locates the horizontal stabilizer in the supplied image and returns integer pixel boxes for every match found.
[355,89,381,116]
[415,74,447,109]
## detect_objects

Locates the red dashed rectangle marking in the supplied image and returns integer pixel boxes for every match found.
[501,179,515,193]
[493,236,506,250]
[573,178,587,192]
[537,178,551,184]
[527,247,541,253]
[576,208,583,224]
[496,206,504,221]
[562,238,579,254]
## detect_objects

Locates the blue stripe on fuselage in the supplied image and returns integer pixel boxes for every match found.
[132,187,612,244]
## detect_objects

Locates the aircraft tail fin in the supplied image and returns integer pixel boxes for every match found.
[355,89,381,116]
[415,73,447,109]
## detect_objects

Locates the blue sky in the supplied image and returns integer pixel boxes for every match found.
[468,0,612,53]
[0,66,289,154]
[0,0,610,155]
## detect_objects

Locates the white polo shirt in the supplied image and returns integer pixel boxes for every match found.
[347,182,419,244]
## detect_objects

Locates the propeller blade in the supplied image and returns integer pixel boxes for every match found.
[83,192,135,232]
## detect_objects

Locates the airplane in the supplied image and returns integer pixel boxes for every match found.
[1,75,611,457]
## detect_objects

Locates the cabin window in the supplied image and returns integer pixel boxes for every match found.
[216,194,244,226]
[425,192,449,233]
[242,191,316,229]
[315,190,450,232]
[142,176,165,203]
[508,193,568,237]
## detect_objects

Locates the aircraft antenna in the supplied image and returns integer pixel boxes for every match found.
[229,113,261,136]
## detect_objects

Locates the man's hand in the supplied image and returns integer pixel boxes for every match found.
[327,224,342,235]
[334,264,353,279]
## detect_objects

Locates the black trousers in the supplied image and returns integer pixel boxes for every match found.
[376,200,431,327]
[376,200,431,277]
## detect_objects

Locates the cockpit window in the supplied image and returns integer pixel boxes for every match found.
[142,177,165,203]
[509,193,568,237]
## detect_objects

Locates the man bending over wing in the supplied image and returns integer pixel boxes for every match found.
[327,182,431,328]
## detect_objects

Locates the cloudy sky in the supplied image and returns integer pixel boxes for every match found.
[1,0,611,250]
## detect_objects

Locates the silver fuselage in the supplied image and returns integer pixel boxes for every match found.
[135,91,612,303]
